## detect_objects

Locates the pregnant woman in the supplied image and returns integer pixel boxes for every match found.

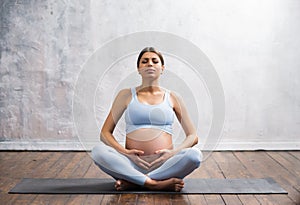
[92,47,202,192]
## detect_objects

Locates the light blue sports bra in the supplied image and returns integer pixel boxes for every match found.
[125,87,174,135]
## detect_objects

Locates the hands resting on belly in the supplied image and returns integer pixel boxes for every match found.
[124,149,175,171]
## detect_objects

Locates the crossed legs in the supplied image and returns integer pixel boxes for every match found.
[91,143,202,191]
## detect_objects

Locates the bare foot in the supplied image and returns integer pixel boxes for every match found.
[144,178,184,192]
[114,179,140,191]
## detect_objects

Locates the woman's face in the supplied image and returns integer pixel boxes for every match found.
[138,52,164,78]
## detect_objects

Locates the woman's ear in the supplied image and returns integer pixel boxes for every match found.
[161,65,165,74]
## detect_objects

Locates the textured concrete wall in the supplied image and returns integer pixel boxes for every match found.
[1,0,300,150]
[0,0,93,149]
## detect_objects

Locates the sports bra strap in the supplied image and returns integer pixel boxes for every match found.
[131,87,171,104]
[165,89,170,99]
[131,87,137,99]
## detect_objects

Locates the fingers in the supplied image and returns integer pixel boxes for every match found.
[150,157,163,166]
[154,149,167,154]
[149,157,164,170]
[134,155,151,170]
[129,149,144,155]
[131,155,151,170]
[137,161,151,170]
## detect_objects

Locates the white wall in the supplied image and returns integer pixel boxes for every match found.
[0,0,299,150]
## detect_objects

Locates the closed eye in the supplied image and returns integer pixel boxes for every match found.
[152,58,159,63]
[141,58,159,64]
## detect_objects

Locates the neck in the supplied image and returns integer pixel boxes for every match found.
[141,78,159,87]
[138,80,161,93]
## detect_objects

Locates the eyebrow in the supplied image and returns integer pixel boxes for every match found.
[141,57,159,60]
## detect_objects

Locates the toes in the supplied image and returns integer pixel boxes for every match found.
[174,180,184,192]
[173,178,183,184]
[175,186,182,192]
[115,180,122,190]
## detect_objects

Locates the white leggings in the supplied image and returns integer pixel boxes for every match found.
[91,143,202,186]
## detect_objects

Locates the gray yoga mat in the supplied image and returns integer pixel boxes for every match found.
[9,178,287,194]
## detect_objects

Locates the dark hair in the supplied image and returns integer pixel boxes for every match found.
[137,47,164,67]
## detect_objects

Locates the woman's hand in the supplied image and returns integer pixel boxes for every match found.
[149,149,175,171]
[124,149,151,170]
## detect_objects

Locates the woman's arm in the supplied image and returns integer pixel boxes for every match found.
[100,88,151,169]
[170,91,199,153]
[100,89,131,154]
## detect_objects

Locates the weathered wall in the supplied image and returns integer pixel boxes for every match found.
[0,0,299,150]
[0,0,93,149]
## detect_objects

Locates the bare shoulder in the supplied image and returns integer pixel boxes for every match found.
[117,88,131,97]
[169,90,184,108]
[169,90,180,99]
[114,88,132,105]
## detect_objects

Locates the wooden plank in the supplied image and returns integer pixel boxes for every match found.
[255,194,296,205]
[73,152,106,204]
[235,152,288,205]
[136,194,154,205]
[31,152,76,205]
[60,152,93,204]
[238,195,261,205]
[47,195,71,205]
[54,152,83,178]
[7,152,54,205]
[212,151,260,205]
[65,195,88,205]
[211,152,243,205]
[2,151,300,205]
[0,152,21,177]
[199,153,225,205]
[268,152,300,180]
[260,152,299,204]
[83,152,120,204]
[29,152,69,204]
[188,195,207,205]
[204,195,225,205]
[118,194,138,205]
[235,152,297,205]
[221,195,243,205]
[68,152,92,178]
[186,151,211,205]
[289,151,300,160]
[3,152,38,178]
[83,195,104,205]
[211,152,252,178]
[49,152,78,177]
[62,152,96,204]
[87,149,142,204]
[30,194,53,205]
[100,194,120,205]
[1,178,26,205]
[203,153,225,178]
[84,157,109,178]
[153,194,171,205]
[36,152,66,178]
[266,151,300,204]
[171,194,190,205]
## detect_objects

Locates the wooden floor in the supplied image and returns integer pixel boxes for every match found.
[1,151,299,205]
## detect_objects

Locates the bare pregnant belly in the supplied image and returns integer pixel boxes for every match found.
[125,128,173,156]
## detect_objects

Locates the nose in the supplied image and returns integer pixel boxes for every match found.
[147,61,153,67]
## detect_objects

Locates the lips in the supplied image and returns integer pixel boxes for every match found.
[146,68,155,73]
[144,67,156,73]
